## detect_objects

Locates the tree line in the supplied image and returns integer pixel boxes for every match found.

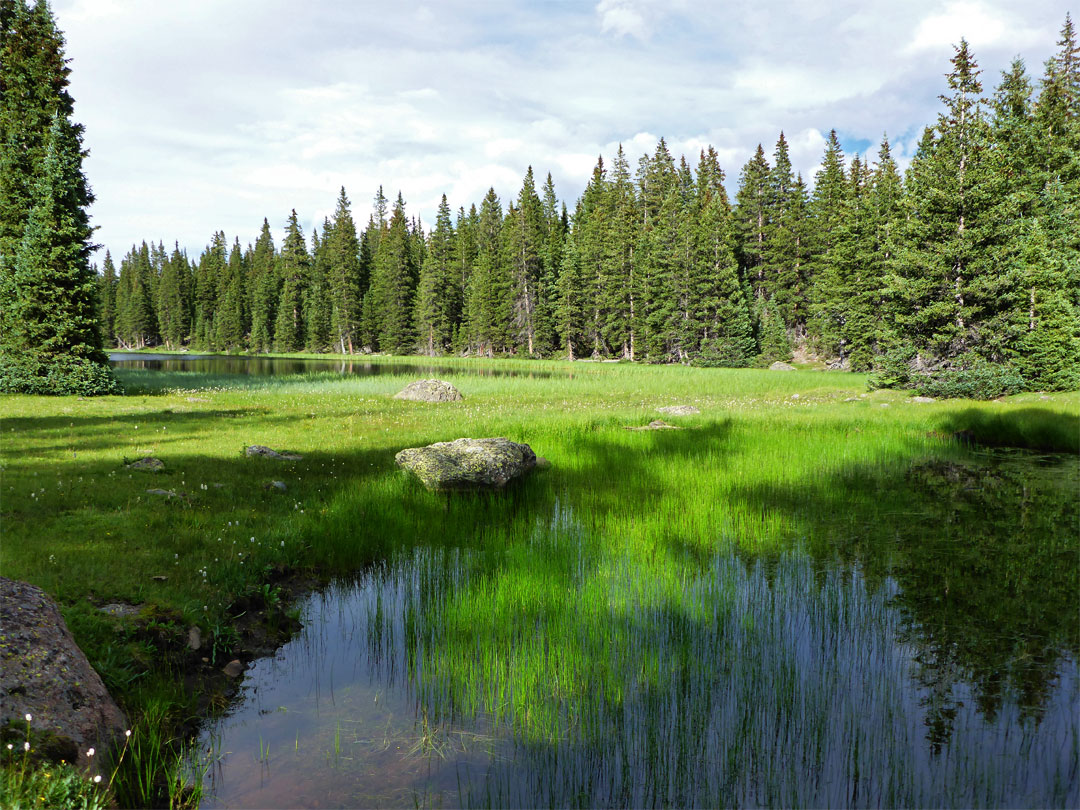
[3,1,1077,396]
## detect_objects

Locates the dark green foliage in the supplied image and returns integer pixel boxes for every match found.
[87,19,1078,394]
[97,250,117,345]
[0,350,119,395]
[274,210,308,352]
[912,355,1027,400]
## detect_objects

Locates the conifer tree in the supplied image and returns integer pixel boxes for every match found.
[733,144,771,304]
[215,237,248,350]
[248,219,277,352]
[156,244,190,348]
[305,222,332,351]
[98,250,117,346]
[464,189,506,354]
[192,232,226,349]
[505,167,545,355]
[366,193,417,353]
[326,187,362,352]
[415,195,456,354]
[274,210,308,352]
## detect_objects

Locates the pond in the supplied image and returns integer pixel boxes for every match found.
[190,452,1079,808]
[107,352,557,379]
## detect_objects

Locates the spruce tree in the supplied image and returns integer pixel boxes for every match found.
[415,195,455,354]
[248,219,277,352]
[305,223,332,351]
[326,187,362,352]
[156,244,191,348]
[98,250,117,347]
[215,237,248,350]
[505,167,545,355]
[274,210,308,352]
[366,193,417,353]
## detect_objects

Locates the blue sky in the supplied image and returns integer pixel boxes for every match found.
[51,0,1070,263]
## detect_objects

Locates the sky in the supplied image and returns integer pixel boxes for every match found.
[50,0,1071,264]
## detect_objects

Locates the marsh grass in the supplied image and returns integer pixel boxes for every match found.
[3,356,1078,807]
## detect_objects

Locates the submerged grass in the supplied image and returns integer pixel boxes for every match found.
[2,356,1078,807]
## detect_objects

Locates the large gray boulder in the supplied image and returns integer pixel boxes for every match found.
[396,438,536,491]
[769,361,796,371]
[394,379,463,402]
[0,578,127,774]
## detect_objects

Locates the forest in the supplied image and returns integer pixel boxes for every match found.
[93,22,1080,396]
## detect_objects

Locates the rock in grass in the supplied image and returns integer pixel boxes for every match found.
[626,420,682,431]
[126,456,164,472]
[265,480,287,492]
[0,577,127,775]
[769,361,796,371]
[222,659,244,678]
[394,379,463,402]
[657,405,700,416]
[395,437,536,491]
[910,396,935,403]
[245,445,302,461]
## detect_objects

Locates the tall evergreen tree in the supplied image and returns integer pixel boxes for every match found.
[366,193,418,353]
[98,249,117,346]
[248,219,277,352]
[415,195,456,355]
[215,237,248,350]
[305,222,332,351]
[274,210,308,352]
[505,167,545,355]
[326,187,362,353]
[156,243,191,349]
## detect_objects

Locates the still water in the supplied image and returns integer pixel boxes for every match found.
[108,352,556,379]
[191,453,1079,809]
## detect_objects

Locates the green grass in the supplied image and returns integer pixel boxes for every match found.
[2,356,1077,807]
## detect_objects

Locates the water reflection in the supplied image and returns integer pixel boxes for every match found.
[108,352,557,379]
[193,451,1079,809]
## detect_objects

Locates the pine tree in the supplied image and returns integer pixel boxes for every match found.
[366,193,417,353]
[464,188,506,354]
[326,187,362,352]
[505,167,545,355]
[98,250,117,347]
[0,2,116,393]
[248,219,277,353]
[893,40,997,365]
[192,232,226,349]
[156,243,190,348]
[215,237,247,350]
[274,210,308,352]
[415,195,456,355]
[304,222,332,351]
[733,144,771,303]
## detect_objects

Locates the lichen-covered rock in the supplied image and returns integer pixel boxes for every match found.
[0,578,127,774]
[245,445,302,461]
[394,379,463,402]
[626,419,682,431]
[395,438,536,491]
[657,405,700,416]
[126,456,164,472]
[769,361,796,371]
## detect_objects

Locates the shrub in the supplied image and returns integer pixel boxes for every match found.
[0,353,121,396]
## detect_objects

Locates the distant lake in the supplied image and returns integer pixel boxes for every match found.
[107,352,557,379]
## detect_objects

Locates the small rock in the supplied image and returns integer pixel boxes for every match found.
[99,602,143,619]
[657,405,700,416]
[246,445,302,461]
[394,379,463,402]
[223,660,244,678]
[1039,395,1050,401]
[769,361,796,371]
[187,627,202,651]
[534,456,552,471]
[264,480,287,491]
[880,403,890,408]
[843,397,859,402]
[626,420,682,431]
[151,575,168,582]
[910,396,935,403]
[185,397,210,403]
[791,394,800,399]
[126,457,164,472]
[396,437,536,491]
[145,488,178,498]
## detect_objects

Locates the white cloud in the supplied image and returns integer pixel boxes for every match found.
[905,1,1008,52]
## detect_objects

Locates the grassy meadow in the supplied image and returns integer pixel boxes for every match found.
[2,355,1078,807]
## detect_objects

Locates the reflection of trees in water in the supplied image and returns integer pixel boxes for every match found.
[109,353,559,379]
[869,454,1077,750]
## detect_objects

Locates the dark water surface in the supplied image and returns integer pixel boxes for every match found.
[191,453,1080,809]
[108,352,556,379]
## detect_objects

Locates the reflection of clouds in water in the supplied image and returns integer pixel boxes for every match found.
[194,473,1080,808]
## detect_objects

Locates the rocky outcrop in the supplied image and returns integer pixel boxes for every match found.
[769,361,796,371]
[395,437,536,491]
[245,445,302,461]
[657,405,700,416]
[394,379,463,402]
[0,578,127,774]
